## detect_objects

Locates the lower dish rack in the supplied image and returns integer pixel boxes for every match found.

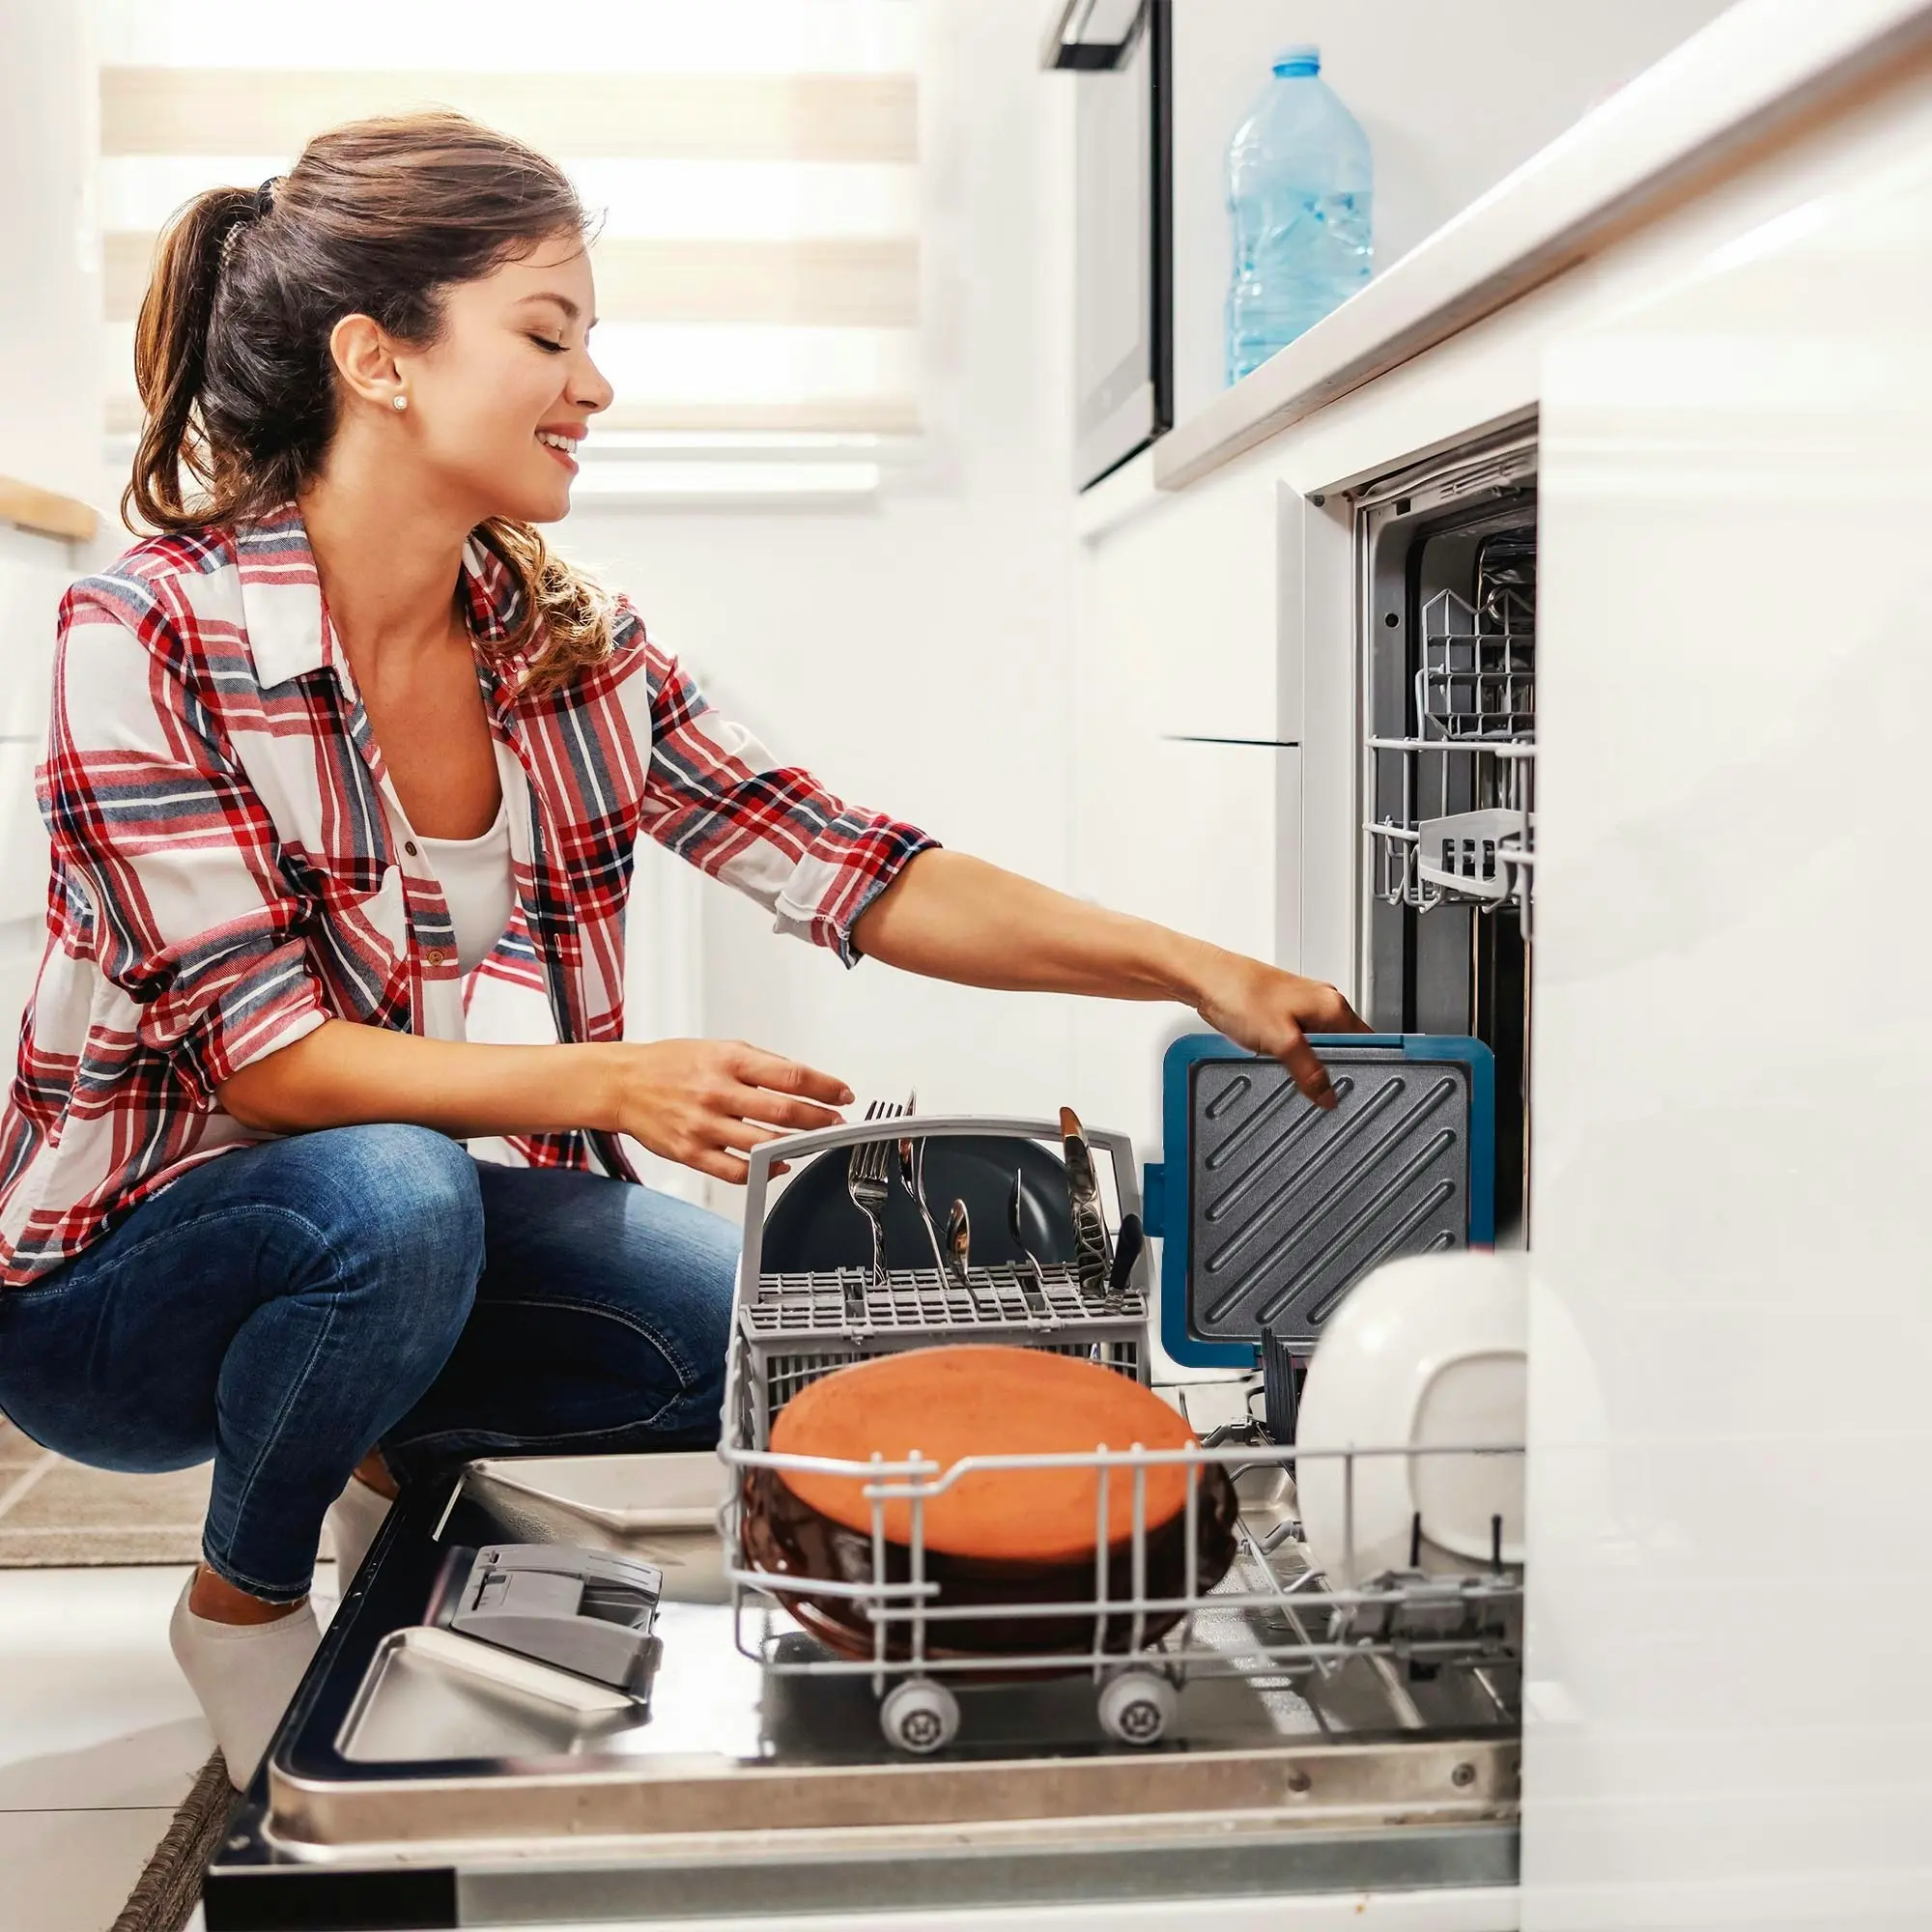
[723,1428,1523,1755]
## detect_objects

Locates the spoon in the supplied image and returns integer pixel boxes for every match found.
[944,1197,971,1285]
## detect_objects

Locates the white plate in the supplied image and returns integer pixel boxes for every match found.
[1293,1251,1526,1587]
[468,1451,726,1532]
[466,1453,732,1603]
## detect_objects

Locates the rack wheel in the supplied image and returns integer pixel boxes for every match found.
[880,1677,959,1754]
[1097,1669,1176,1746]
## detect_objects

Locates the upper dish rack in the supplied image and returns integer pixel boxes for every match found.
[732,1115,1151,1446]
[737,1264,1148,1447]
[1367,532,1536,937]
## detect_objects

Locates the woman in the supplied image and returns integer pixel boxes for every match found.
[0,114,1362,1781]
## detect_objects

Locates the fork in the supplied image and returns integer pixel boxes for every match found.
[845,1099,901,1320]
[1006,1168,1053,1323]
[895,1091,952,1284]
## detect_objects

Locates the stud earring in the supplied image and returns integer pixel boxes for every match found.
[391,394,409,412]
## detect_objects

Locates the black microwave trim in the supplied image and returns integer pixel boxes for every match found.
[1073,0,1172,493]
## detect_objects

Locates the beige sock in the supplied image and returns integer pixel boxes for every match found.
[168,1577,321,1788]
[323,1475,394,1586]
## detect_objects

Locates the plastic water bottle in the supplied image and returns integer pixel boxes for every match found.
[1225,45,1373,384]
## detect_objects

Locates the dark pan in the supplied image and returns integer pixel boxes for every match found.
[742,1460,1237,1661]
[760,1133,1076,1274]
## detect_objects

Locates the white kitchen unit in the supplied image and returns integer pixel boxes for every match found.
[1527,119,1932,1932]
[1064,2,1932,1928]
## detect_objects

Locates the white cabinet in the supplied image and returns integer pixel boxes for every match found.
[1525,106,1932,1929]
[1067,445,1368,1155]
[1075,459,1287,748]
[0,526,64,740]
[1070,465,1317,1154]
[1066,724,1292,1157]
[0,743,43,923]
[0,524,71,925]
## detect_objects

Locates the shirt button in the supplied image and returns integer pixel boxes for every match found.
[425,948,446,966]
[404,840,419,857]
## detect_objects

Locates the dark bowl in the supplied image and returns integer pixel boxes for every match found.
[741,1459,1239,1661]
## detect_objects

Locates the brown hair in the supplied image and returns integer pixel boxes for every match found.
[127,111,612,690]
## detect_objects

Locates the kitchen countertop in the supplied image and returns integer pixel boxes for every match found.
[1151,0,1932,494]
[0,472,97,543]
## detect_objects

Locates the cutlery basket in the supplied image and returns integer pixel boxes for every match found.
[732,1114,1151,1447]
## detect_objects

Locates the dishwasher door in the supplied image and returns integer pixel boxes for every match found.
[205,1453,1519,1930]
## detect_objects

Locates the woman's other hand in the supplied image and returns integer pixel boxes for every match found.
[1190,954,1370,1108]
[607,1039,851,1184]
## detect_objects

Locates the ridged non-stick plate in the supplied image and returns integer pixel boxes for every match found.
[1148,1036,1495,1369]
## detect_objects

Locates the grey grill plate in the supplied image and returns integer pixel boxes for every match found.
[1188,1050,1470,1349]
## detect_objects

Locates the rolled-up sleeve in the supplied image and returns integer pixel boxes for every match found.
[613,608,937,967]
[43,579,328,1097]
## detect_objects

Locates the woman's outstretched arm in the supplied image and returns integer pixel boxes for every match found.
[850,849,1368,1106]
[218,1026,849,1185]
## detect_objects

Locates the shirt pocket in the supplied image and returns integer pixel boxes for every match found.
[307,864,412,1019]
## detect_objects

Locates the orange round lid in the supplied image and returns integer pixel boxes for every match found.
[768,1346,1200,1563]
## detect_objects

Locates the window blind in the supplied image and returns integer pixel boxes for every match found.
[97,1,923,466]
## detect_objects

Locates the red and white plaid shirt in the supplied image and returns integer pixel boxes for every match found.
[0,509,935,1286]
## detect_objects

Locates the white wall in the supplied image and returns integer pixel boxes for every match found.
[1171,0,1738,425]
[562,0,1084,1140]
[0,1,101,506]
[0,524,77,1040]
[0,1,99,1044]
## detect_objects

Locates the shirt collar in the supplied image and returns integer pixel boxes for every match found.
[234,506,526,696]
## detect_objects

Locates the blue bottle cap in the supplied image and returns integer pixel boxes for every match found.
[1272,45,1321,77]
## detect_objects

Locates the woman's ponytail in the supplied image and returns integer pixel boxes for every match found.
[124,186,256,533]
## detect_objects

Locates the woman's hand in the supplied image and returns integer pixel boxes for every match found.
[605,1038,851,1185]
[1189,953,1370,1108]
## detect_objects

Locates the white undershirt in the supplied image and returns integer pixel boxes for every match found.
[415,800,515,974]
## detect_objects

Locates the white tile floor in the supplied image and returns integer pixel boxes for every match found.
[0,1561,337,1932]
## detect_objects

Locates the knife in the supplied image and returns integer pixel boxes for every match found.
[1059,1105,1114,1298]
[1106,1210,1145,1314]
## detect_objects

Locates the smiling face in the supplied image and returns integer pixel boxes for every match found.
[383,232,613,525]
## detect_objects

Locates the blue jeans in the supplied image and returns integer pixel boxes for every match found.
[0,1126,738,1601]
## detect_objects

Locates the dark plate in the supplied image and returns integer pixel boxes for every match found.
[761,1133,1077,1275]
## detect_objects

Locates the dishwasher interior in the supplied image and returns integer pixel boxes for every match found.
[1359,430,1538,1241]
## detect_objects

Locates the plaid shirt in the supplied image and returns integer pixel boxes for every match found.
[0,509,935,1287]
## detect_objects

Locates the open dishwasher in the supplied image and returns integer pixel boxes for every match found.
[206,1037,1521,1930]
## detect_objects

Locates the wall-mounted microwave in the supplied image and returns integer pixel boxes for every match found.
[1044,0,1173,491]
